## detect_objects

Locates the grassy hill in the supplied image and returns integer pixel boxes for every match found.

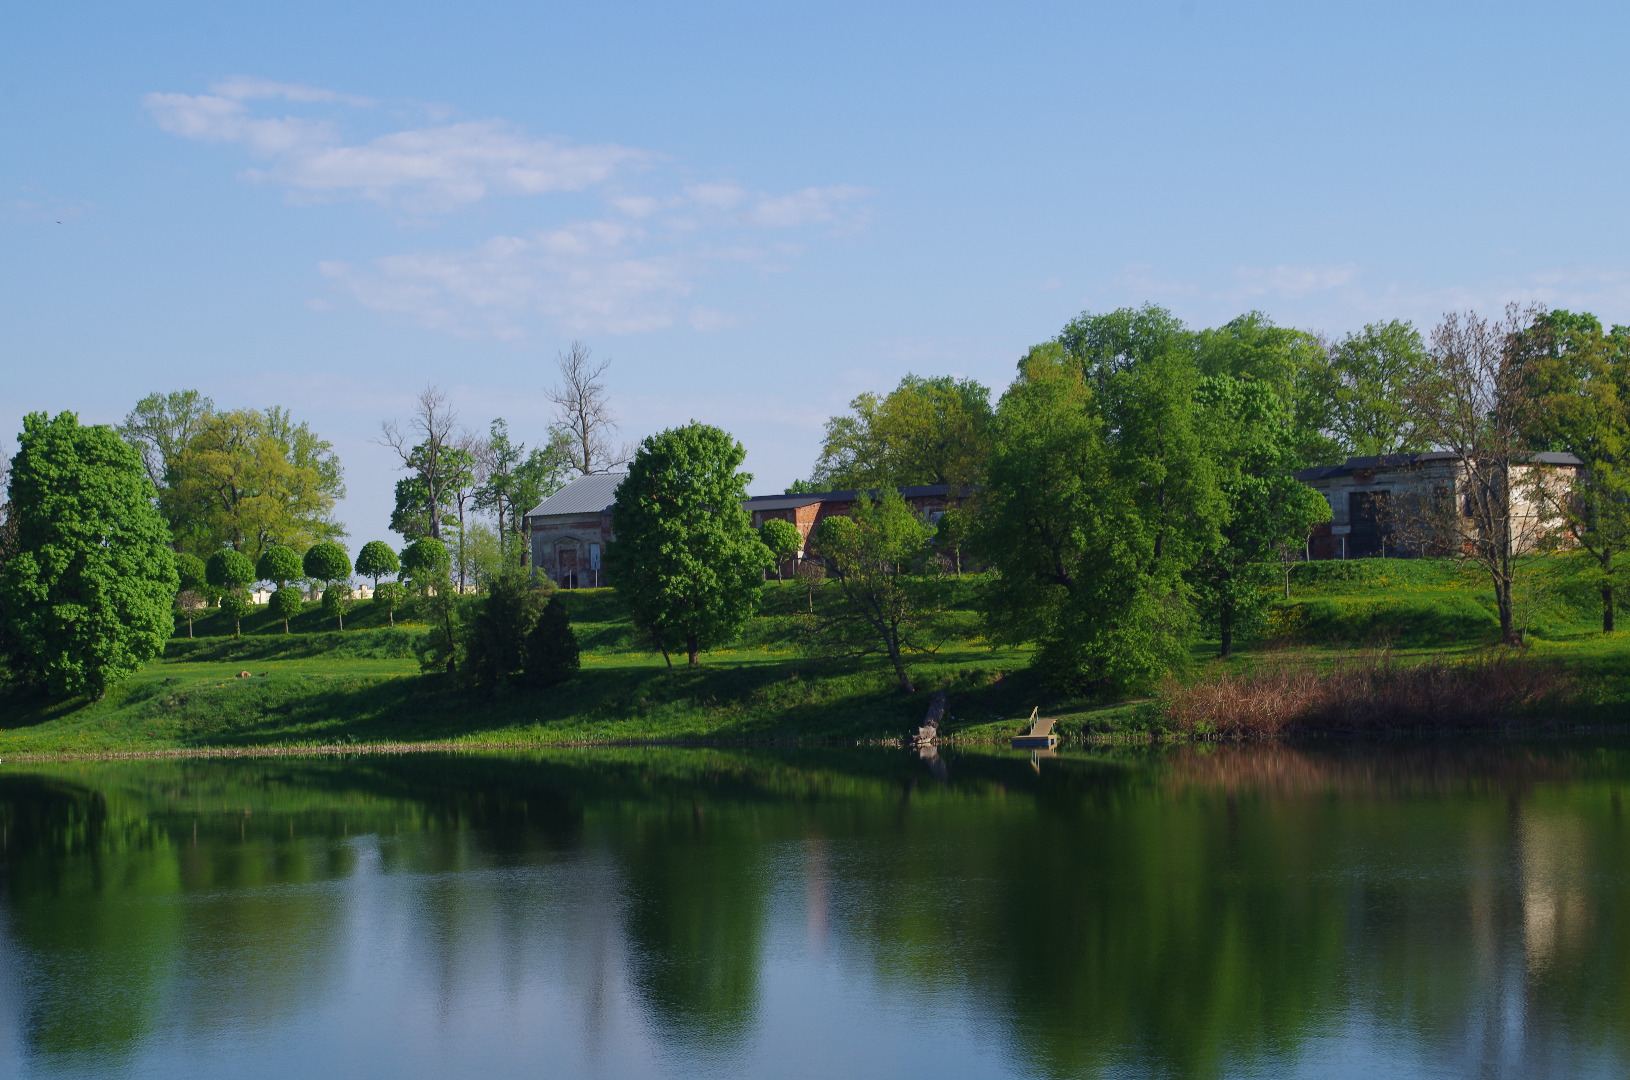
[1,559,1626,756]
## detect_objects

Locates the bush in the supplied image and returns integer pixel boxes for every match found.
[218,590,253,637]
[373,581,404,627]
[525,596,580,687]
[322,585,354,631]
[464,574,547,689]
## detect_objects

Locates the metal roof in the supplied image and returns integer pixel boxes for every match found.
[1295,452,1583,482]
[525,473,626,519]
[744,484,960,512]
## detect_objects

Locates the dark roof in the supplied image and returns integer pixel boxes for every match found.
[1295,452,1583,482]
[525,473,626,518]
[744,484,961,512]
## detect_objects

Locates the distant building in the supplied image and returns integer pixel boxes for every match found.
[1294,452,1582,560]
[524,476,969,588]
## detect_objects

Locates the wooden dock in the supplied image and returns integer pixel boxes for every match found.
[1011,707,1060,750]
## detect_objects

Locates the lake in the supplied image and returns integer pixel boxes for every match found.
[2,742,1628,1079]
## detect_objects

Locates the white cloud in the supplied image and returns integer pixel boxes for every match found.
[322,221,690,338]
[745,185,869,228]
[1228,263,1361,301]
[687,307,744,332]
[145,83,644,211]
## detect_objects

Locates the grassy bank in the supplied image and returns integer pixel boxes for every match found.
[1,562,1627,756]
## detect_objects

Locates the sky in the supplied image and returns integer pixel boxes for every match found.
[6,0,1630,541]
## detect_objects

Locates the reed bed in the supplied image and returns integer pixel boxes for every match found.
[1161,651,1578,736]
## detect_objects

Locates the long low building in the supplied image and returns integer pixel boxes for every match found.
[1294,451,1582,559]
[526,475,968,587]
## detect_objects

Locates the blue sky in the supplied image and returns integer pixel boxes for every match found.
[6,0,1630,540]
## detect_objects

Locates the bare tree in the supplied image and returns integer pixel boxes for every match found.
[1392,304,1563,645]
[548,342,626,475]
[446,427,489,593]
[378,387,459,542]
[119,390,215,490]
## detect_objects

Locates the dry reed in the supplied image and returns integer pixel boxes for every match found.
[1161,651,1577,736]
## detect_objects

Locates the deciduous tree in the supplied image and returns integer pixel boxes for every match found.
[1322,320,1434,457]
[380,387,459,541]
[269,584,302,633]
[355,540,400,589]
[256,545,302,589]
[757,519,802,582]
[606,423,769,666]
[810,375,992,491]
[549,342,626,475]
[0,412,178,696]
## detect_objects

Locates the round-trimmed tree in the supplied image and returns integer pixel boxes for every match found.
[269,586,303,633]
[400,537,450,590]
[758,518,802,582]
[175,552,207,595]
[605,422,770,666]
[256,545,302,588]
[219,589,253,638]
[206,549,256,595]
[302,542,351,587]
[0,411,178,697]
[355,540,400,588]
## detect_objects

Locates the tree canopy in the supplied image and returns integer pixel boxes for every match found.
[0,412,178,697]
[810,374,992,491]
[355,540,400,586]
[303,542,351,586]
[606,423,768,665]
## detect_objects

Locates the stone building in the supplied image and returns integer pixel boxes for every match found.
[1294,452,1582,560]
[524,476,968,588]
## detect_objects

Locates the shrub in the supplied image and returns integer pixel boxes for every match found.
[355,540,400,586]
[400,537,450,589]
[303,542,351,586]
[464,574,547,689]
[525,596,580,687]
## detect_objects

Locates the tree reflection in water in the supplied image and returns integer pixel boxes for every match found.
[1,743,1629,1078]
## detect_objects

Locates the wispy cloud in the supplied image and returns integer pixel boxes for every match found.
[145,78,644,212]
[147,77,873,336]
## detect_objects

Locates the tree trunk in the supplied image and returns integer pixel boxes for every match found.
[283,618,289,634]
[687,633,699,666]
[338,610,344,631]
[1219,602,1234,660]
[1604,584,1616,633]
[388,608,394,628]
[887,635,913,693]
[187,616,194,639]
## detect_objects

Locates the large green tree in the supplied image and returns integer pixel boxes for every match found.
[1187,376,1331,657]
[606,423,769,666]
[1321,320,1434,457]
[810,374,992,490]
[0,412,178,697]
[1512,310,1630,630]
[973,314,1223,691]
[475,419,573,561]
[1193,311,1342,467]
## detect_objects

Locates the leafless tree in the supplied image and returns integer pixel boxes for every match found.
[378,386,459,542]
[446,427,489,593]
[548,342,627,475]
[1390,304,1562,645]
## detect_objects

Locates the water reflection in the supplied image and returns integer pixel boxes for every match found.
[2,744,1630,1078]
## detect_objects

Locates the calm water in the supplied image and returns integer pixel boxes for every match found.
[2,743,1629,1079]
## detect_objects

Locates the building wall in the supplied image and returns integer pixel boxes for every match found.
[530,511,613,588]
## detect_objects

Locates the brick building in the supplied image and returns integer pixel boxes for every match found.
[525,476,968,588]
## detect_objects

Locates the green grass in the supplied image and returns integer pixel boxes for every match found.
[4,565,1628,757]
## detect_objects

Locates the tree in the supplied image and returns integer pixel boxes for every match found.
[525,596,580,686]
[606,423,769,666]
[0,412,178,697]
[1193,312,1341,468]
[205,549,255,595]
[373,581,404,628]
[810,374,992,490]
[758,519,802,582]
[321,585,354,631]
[793,556,826,613]
[175,552,207,595]
[1323,320,1434,457]
[379,386,460,541]
[256,545,302,589]
[118,390,214,495]
[389,476,455,541]
[269,585,302,634]
[402,537,456,672]
[164,408,345,560]
[176,590,206,638]
[807,492,942,692]
[1510,311,1630,631]
[303,542,351,589]
[463,573,547,688]
[1394,305,1558,645]
[934,506,971,577]
[355,540,400,589]
[973,324,1222,692]
[1188,376,1331,658]
[219,589,253,637]
[441,442,483,593]
[549,342,626,475]
[476,418,573,561]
